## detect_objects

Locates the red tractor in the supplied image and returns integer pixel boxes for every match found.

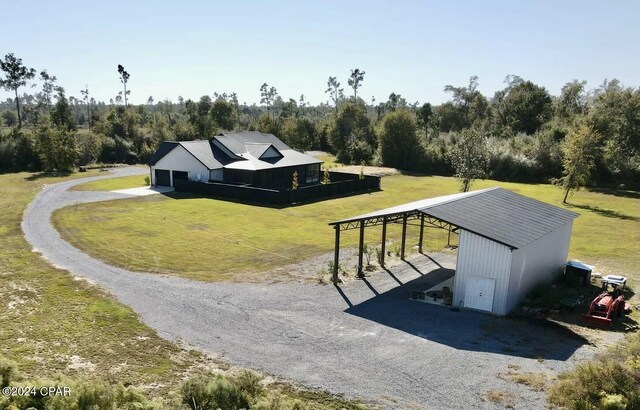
[583,275,627,328]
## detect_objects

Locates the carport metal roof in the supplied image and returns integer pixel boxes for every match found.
[328,187,579,282]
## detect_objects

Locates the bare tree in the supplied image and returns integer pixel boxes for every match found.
[347,68,365,100]
[325,76,343,115]
[259,83,278,119]
[80,85,91,129]
[40,70,58,113]
[117,64,130,107]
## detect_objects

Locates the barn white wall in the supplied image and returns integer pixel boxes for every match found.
[505,222,573,313]
[152,145,211,185]
[454,230,513,315]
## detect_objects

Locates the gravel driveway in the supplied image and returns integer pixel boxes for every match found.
[22,168,600,409]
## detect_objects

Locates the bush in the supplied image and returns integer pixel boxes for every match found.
[235,371,263,399]
[0,357,17,388]
[0,128,41,171]
[3,379,160,410]
[548,333,640,409]
[181,375,250,410]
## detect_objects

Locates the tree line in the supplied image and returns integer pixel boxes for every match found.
[1,52,638,196]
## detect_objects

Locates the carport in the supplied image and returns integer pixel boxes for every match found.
[329,187,578,315]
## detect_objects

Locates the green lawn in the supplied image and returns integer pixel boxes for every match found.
[53,175,640,283]
[72,173,150,191]
[1,171,364,408]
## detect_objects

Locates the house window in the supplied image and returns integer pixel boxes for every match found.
[305,164,319,183]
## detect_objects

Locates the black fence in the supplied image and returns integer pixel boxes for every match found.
[173,171,380,205]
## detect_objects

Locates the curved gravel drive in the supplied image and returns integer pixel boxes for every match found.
[22,168,599,409]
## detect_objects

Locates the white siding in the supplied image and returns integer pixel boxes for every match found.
[454,230,513,315]
[505,222,573,313]
[151,145,212,186]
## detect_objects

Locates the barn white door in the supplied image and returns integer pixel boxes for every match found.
[464,276,495,313]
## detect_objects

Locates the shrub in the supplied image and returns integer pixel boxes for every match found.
[235,370,263,399]
[181,375,250,410]
[0,357,17,388]
[548,333,640,409]
[144,175,151,186]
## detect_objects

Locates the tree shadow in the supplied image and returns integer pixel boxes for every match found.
[25,171,74,181]
[588,187,640,200]
[567,203,639,221]
[341,267,589,360]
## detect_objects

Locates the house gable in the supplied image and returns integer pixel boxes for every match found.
[260,145,283,159]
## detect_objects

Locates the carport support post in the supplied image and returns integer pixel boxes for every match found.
[380,217,387,267]
[401,214,407,260]
[333,225,340,283]
[418,214,425,254]
[357,222,365,277]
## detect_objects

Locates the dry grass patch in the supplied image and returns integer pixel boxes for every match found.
[481,389,516,408]
[499,370,547,392]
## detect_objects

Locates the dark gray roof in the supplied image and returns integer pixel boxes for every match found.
[148,141,178,165]
[178,141,223,170]
[149,132,320,171]
[331,187,579,249]
[421,188,578,248]
[214,132,290,155]
[245,143,279,159]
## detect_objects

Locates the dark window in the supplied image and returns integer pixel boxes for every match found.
[305,164,319,183]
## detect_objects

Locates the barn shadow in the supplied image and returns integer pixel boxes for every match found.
[341,263,589,361]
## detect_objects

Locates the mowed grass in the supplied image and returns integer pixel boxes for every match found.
[72,173,150,191]
[53,174,640,283]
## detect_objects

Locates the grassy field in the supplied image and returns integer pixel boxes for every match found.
[53,173,639,283]
[72,173,150,191]
[0,171,364,409]
[0,171,193,390]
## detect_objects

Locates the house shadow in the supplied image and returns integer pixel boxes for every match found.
[341,266,589,361]
[161,187,381,209]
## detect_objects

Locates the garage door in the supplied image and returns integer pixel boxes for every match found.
[155,169,170,186]
[172,170,188,181]
[464,276,495,313]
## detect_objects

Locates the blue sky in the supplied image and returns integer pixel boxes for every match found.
[1,0,638,105]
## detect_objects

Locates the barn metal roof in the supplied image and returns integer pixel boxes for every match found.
[331,187,579,249]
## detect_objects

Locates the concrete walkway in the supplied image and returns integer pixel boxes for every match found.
[21,168,598,409]
[112,185,174,196]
